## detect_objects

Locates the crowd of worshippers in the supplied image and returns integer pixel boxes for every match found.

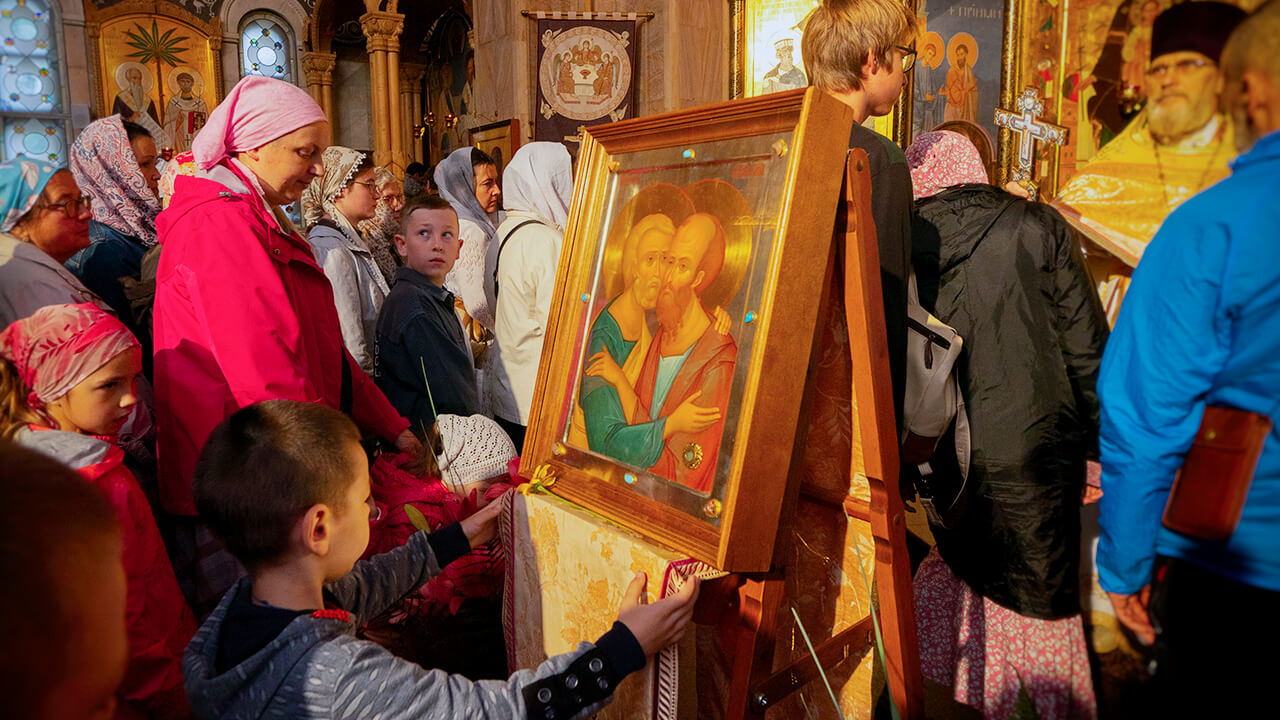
[0,0,1276,718]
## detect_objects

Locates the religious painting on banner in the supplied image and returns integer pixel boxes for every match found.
[533,15,637,144]
[469,118,521,181]
[523,88,855,571]
[89,7,221,155]
[912,0,1006,146]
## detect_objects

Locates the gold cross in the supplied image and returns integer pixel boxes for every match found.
[994,87,1068,201]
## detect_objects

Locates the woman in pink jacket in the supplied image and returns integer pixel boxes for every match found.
[153,76,420,613]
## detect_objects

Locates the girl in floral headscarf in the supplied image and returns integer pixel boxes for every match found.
[0,302,195,719]
[358,166,405,285]
[301,146,391,373]
[906,131,1107,720]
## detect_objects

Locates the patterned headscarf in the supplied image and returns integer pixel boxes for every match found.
[0,158,60,233]
[68,115,160,245]
[157,151,197,209]
[301,146,367,243]
[190,75,327,171]
[357,167,403,284]
[434,146,497,247]
[906,130,991,200]
[0,303,138,411]
[502,142,572,230]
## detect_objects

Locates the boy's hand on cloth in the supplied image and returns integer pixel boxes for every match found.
[459,490,506,547]
[616,571,700,657]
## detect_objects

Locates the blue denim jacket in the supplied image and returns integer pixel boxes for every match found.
[65,219,146,321]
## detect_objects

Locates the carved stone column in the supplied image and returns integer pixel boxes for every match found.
[300,52,337,121]
[360,11,405,169]
[400,63,427,165]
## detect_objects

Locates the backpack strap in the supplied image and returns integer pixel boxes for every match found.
[493,219,545,298]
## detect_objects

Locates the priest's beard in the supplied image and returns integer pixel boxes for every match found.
[1147,88,1217,143]
[656,284,693,335]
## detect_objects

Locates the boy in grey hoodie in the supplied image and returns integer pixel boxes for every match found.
[184,400,699,719]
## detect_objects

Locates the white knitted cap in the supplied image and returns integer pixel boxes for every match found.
[437,414,518,491]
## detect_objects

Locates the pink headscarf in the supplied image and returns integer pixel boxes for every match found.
[190,76,328,170]
[0,303,138,412]
[906,130,990,200]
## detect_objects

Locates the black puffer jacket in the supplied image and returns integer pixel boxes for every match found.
[912,184,1109,619]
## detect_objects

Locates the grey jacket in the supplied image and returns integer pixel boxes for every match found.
[306,221,391,374]
[185,530,640,719]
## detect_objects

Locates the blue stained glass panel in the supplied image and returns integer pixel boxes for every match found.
[4,115,64,163]
[0,0,59,113]
[241,17,291,83]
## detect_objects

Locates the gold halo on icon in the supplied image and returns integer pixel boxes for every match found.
[165,66,205,98]
[921,32,945,70]
[114,61,154,94]
[600,182,695,301]
[682,179,753,313]
[947,32,978,69]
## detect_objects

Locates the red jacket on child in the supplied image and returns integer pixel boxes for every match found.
[15,426,195,718]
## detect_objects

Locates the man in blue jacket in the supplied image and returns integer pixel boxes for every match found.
[1096,4,1280,714]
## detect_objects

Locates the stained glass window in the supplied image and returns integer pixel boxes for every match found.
[240,14,292,83]
[0,0,66,163]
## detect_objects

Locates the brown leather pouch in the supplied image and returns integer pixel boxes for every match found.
[1163,406,1272,541]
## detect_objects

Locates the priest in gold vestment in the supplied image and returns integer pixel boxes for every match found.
[1053,2,1246,324]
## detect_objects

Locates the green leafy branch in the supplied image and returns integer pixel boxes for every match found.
[123,20,192,110]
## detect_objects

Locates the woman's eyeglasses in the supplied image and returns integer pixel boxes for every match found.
[897,45,917,74]
[39,195,93,218]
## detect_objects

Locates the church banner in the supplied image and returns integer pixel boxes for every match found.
[532,13,638,144]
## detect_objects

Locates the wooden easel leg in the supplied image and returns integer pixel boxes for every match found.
[723,574,786,719]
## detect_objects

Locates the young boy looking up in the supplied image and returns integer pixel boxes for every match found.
[185,399,699,719]
[803,0,917,432]
[376,196,479,432]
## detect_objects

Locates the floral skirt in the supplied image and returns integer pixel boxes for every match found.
[915,549,1097,720]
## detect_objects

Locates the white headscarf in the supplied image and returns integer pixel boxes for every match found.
[301,146,367,242]
[501,142,573,229]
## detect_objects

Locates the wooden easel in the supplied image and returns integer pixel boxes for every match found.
[707,150,924,719]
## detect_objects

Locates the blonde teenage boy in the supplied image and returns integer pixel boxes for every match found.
[803,0,918,430]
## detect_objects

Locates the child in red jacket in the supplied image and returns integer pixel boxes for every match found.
[1,303,195,720]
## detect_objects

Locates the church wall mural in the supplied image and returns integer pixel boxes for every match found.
[92,13,219,154]
[913,0,1006,147]
[86,0,319,24]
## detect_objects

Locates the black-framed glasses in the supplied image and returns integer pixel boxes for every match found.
[350,180,378,191]
[39,195,93,218]
[1146,58,1211,79]
[897,45,917,74]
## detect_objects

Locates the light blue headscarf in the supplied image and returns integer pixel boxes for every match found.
[434,146,498,246]
[0,158,60,232]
